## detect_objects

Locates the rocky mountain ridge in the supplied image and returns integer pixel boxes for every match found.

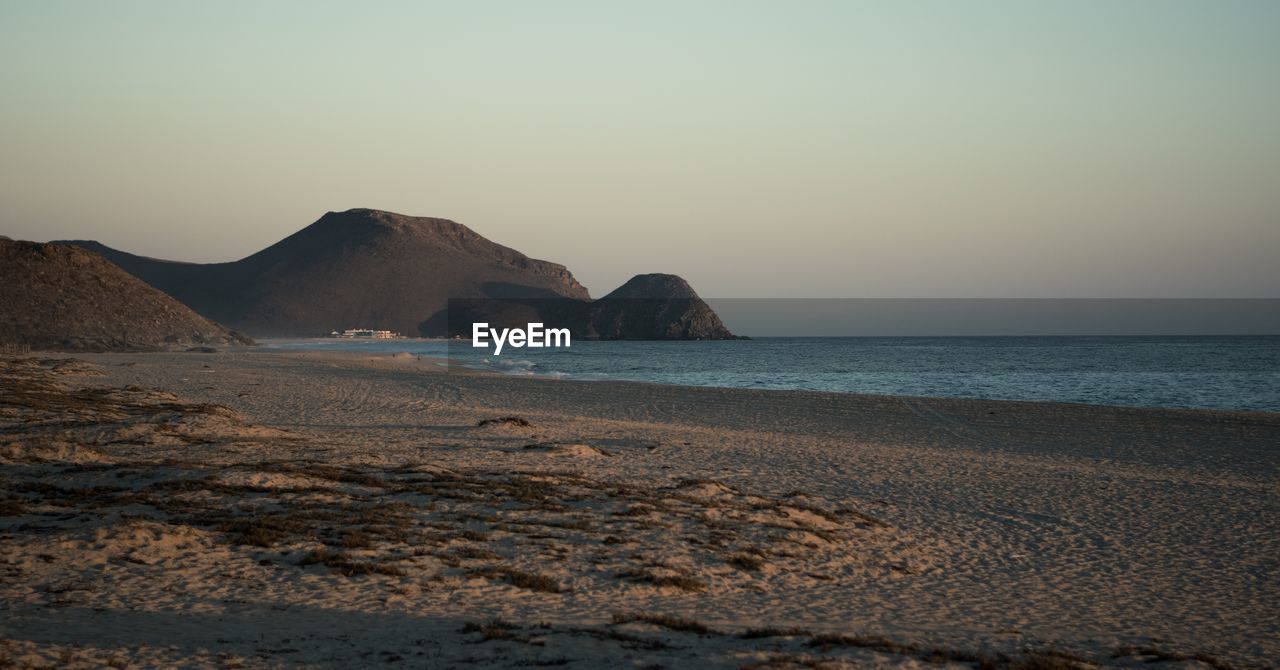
[58,209,737,340]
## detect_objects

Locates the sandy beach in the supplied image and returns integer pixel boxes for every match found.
[1,349,1276,669]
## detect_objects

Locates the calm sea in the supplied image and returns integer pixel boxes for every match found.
[265,336,1280,412]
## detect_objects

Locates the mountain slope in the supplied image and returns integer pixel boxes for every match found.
[0,239,252,351]
[62,209,590,337]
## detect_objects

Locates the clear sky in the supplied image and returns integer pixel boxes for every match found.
[2,1,1277,299]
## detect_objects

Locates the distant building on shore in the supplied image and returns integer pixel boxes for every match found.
[328,328,401,339]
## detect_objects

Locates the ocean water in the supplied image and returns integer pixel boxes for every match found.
[265,336,1280,412]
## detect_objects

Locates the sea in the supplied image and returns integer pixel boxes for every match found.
[265,336,1280,413]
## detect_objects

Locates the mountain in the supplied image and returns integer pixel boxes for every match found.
[57,208,737,340]
[0,239,252,351]
[580,274,738,339]
[427,274,740,340]
[60,209,590,337]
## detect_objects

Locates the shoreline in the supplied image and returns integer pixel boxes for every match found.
[254,339,1280,416]
[1,349,1276,668]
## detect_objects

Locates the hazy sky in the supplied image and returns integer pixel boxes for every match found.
[2,1,1277,298]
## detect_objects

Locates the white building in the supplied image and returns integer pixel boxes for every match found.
[328,328,400,339]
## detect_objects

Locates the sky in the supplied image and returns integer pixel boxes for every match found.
[2,1,1278,299]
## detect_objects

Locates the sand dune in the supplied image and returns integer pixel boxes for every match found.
[1,351,1276,668]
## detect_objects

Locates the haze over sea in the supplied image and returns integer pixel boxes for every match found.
[268,335,1280,413]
